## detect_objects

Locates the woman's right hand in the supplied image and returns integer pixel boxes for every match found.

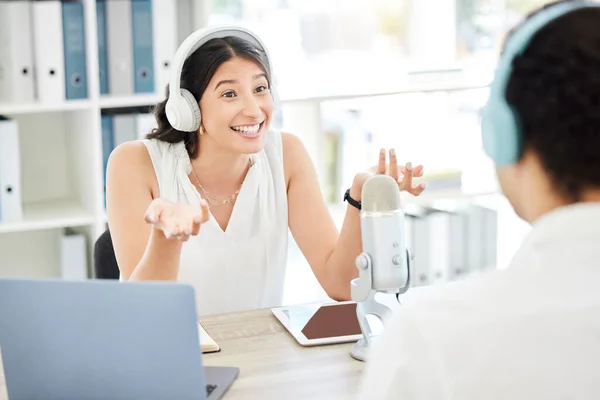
[144,198,210,241]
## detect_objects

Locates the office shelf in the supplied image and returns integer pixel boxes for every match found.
[0,200,95,234]
[98,94,163,109]
[0,100,92,115]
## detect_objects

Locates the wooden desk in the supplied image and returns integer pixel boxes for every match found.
[201,308,364,399]
[0,308,364,400]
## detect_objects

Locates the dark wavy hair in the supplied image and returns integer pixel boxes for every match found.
[503,1,600,201]
[146,36,271,159]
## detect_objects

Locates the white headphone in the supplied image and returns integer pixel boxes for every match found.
[165,25,275,132]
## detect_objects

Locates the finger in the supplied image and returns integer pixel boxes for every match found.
[196,200,210,224]
[162,221,175,239]
[408,183,426,196]
[399,164,423,176]
[413,164,424,177]
[164,221,182,240]
[401,162,414,191]
[144,200,165,224]
[377,149,386,174]
[191,219,202,236]
[144,213,155,224]
[388,149,399,181]
[182,224,192,237]
[173,223,183,237]
[191,221,202,236]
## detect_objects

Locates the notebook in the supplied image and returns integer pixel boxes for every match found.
[198,322,220,353]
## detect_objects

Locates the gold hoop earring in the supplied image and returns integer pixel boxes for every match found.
[199,125,205,136]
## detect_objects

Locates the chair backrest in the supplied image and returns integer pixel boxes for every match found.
[93,229,120,279]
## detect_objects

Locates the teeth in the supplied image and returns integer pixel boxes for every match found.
[232,124,260,134]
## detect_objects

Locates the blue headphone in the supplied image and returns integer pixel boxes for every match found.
[165,25,278,132]
[481,1,599,167]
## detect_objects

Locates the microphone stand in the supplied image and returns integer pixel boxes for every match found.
[349,250,411,362]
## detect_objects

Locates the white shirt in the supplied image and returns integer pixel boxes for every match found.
[142,130,289,316]
[359,202,600,400]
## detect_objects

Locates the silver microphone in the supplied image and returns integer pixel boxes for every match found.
[350,174,412,362]
[359,174,410,292]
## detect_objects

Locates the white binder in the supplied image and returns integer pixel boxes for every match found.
[0,1,36,103]
[463,204,497,273]
[60,228,88,280]
[0,117,23,223]
[410,208,431,287]
[112,114,137,145]
[32,0,65,103]
[176,0,195,44]
[152,0,177,95]
[106,0,134,95]
[448,210,467,281]
[427,209,451,285]
[135,112,157,140]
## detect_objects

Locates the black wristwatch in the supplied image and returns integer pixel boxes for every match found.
[344,189,361,211]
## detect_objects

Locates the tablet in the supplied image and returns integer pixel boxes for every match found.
[272,301,381,347]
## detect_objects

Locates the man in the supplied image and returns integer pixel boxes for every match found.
[359,2,600,399]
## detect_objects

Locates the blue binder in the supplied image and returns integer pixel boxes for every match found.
[131,0,155,93]
[101,114,114,196]
[96,0,109,95]
[62,0,88,99]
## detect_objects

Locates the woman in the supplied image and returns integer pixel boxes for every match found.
[106,27,425,316]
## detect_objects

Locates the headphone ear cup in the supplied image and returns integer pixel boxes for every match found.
[482,97,521,167]
[178,89,201,132]
[481,104,499,161]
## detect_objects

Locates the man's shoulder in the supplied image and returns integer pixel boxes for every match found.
[358,271,521,399]
[387,269,522,343]
[400,269,510,310]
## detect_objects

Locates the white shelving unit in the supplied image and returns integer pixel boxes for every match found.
[0,0,209,279]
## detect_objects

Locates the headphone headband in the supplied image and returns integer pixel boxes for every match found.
[481,1,599,166]
[165,25,274,132]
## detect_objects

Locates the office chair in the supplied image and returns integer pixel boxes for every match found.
[93,229,120,279]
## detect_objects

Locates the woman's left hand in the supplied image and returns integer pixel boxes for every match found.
[350,148,426,201]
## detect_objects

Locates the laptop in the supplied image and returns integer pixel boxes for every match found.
[0,278,239,400]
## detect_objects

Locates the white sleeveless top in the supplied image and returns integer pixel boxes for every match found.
[141,130,289,316]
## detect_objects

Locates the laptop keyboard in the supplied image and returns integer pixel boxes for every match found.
[206,384,218,397]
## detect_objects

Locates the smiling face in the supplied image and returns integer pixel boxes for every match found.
[198,56,274,155]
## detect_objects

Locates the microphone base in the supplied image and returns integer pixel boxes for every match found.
[350,338,369,362]
[350,285,393,362]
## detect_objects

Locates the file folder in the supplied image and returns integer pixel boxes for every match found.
[32,0,66,103]
[132,0,155,93]
[60,228,88,280]
[427,209,451,285]
[135,112,157,140]
[112,114,137,145]
[96,0,109,94]
[0,116,24,223]
[152,0,177,94]
[0,1,36,103]
[62,0,88,99]
[101,114,114,187]
[106,0,134,95]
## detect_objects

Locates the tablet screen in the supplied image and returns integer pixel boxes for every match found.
[281,303,362,340]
